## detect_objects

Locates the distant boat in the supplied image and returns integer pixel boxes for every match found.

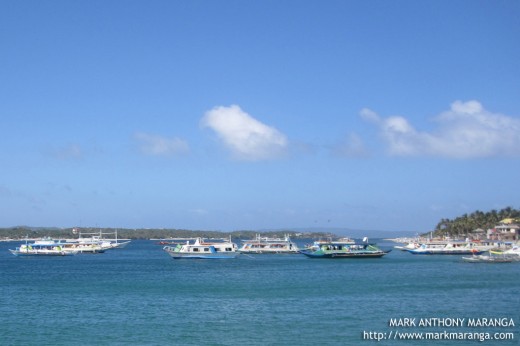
[163,237,238,259]
[407,241,489,255]
[393,237,424,251]
[312,237,355,246]
[69,229,131,250]
[299,239,388,259]
[60,240,106,254]
[493,244,520,257]
[394,242,420,251]
[9,238,77,256]
[462,252,515,263]
[239,234,299,254]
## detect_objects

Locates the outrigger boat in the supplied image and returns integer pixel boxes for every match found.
[395,236,505,253]
[68,229,131,250]
[490,244,520,258]
[299,239,388,258]
[239,234,299,254]
[59,240,106,254]
[462,252,515,263]
[163,237,238,259]
[407,241,485,255]
[9,239,77,256]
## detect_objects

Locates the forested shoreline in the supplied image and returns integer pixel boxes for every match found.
[0,226,333,241]
[432,206,519,237]
[2,206,518,240]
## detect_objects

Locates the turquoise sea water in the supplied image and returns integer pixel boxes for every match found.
[1,240,518,345]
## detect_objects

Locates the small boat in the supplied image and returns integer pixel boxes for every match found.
[492,244,520,257]
[9,239,77,256]
[299,239,388,259]
[69,229,131,250]
[462,253,514,263]
[60,240,106,254]
[407,241,484,255]
[239,234,299,254]
[163,237,238,259]
[394,242,420,251]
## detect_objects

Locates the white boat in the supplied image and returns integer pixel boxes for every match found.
[163,237,238,259]
[394,242,420,251]
[490,244,520,257]
[9,239,77,256]
[70,229,131,250]
[503,244,520,256]
[462,252,515,263]
[391,236,427,250]
[470,240,509,252]
[407,241,484,255]
[60,240,106,254]
[239,234,299,254]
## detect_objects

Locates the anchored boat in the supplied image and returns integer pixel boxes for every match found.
[491,244,520,258]
[299,239,388,258]
[239,234,299,254]
[407,241,485,255]
[462,252,516,263]
[163,237,238,259]
[9,239,77,256]
[73,229,131,250]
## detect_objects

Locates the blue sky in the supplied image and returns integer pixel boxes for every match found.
[1,0,519,233]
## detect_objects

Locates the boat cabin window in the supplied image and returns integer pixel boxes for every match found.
[225,248,232,252]
[193,248,199,252]
[204,248,209,252]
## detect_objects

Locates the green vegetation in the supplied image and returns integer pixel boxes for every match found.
[4,207,518,241]
[0,226,335,240]
[432,206,520,238]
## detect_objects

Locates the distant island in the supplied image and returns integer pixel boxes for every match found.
[0,226,339,241]
[5,207,517,241]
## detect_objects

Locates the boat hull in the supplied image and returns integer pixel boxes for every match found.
[462,255,513,263]
[239,234,299,254]
[238,249,299,254]
[165,252,238,259]
[163,240,238,259]
[299,250,387,258]
[9,249,75,256]
[409,250,485,255]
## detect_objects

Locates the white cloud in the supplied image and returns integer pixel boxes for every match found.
[359,108,381,124]
[134,132,189,157]
[201,105,288,161]
[361,100,520,158]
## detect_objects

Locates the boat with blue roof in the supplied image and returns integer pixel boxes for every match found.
[299,238,388,258]
[9,238,77,256]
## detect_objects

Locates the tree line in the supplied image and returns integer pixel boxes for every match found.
[432,206,520,237]
[0,226,333,240]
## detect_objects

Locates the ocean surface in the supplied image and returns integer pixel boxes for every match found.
[1,239,518,345]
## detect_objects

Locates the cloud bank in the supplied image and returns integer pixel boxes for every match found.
[134,132,189,157]
[201,105,288,161]
[361,100,520,158]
